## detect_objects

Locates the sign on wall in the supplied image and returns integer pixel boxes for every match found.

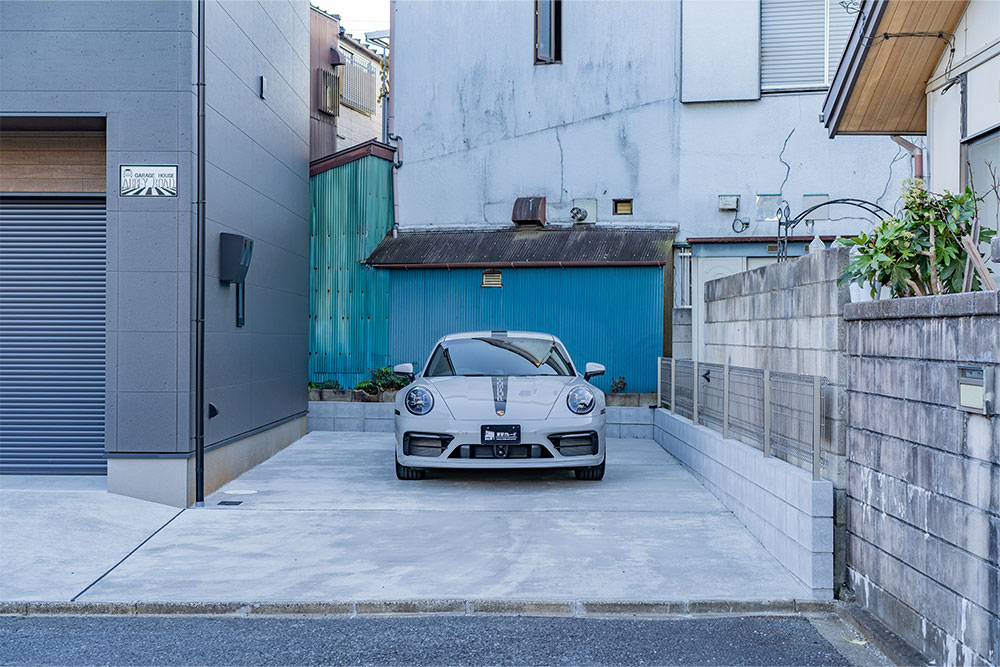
[119,165,177,197]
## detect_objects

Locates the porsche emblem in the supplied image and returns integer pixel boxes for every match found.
[496,410,504,416]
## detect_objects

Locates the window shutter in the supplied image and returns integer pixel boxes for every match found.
[827,0,856,83]
[761,0,825,91]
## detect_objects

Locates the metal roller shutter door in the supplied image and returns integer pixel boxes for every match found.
[0,196,107,474]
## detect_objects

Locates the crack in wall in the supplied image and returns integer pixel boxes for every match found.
[777,128,795,198]
[875,145,908,212]
[556,125,565,203]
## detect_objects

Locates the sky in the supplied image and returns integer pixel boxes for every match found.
[312,0,390,43]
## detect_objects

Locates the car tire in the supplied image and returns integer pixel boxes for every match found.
[395,456,426,480]
[574,460,605,481]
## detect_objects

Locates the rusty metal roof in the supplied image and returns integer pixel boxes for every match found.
[364,227,676,268]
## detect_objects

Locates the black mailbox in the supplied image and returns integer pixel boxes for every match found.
[219,233,253,283]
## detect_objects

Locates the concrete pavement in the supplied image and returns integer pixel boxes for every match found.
[2,433,810,604]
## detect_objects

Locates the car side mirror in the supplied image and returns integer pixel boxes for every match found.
[393,363,415,380]
[584,362,605,381]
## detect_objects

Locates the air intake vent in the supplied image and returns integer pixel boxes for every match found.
[481,270,502,288]
[512,196,546,227]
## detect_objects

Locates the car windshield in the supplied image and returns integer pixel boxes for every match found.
[424,337,574,377]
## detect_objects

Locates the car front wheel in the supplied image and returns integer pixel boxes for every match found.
[574,460,605,481]
[395,455,426,480]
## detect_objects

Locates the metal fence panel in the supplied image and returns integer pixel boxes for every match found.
[657,357,825,479]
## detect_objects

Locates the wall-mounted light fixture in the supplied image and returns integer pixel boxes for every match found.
[219,232,254,327]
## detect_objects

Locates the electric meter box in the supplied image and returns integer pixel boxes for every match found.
[957,364,995,415]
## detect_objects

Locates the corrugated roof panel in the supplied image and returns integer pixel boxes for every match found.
[365,228,676,267]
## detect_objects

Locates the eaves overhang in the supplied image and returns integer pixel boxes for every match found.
[310,139,395,176]
[822,0,968,138]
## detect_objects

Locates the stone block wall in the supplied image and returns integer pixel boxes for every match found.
[702,248,850,590]
[844,292,1000,667]
[672,307,693,359]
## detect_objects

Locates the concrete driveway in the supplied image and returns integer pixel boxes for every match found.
[3,433,808,603]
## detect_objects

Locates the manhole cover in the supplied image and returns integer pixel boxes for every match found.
[217,500,243,506]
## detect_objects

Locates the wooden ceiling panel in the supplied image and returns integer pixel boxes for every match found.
[835,0,968,135]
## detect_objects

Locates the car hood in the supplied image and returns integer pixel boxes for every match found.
[426,375,576,420]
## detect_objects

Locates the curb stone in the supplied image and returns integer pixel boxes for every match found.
[0,599,835,617]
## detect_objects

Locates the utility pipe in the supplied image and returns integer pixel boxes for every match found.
[891,135,923,180]
[194,0,207,506]
[388,0,401,238]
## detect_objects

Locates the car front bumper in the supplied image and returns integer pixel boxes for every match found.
[394,411,606,469]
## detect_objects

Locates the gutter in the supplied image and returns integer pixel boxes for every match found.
[890,136,924,180]
[193,0,207,506]
[388,0,401,238]
[366,261,670,269]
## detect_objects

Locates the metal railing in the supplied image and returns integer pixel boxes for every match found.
[658,358,825,480]
[340,49,378,116]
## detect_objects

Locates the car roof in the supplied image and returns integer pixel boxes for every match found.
[438,331,557,343]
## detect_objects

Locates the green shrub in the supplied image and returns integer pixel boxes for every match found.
[839,180,996,298]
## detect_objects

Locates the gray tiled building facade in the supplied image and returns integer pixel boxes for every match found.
[0,0,310,505]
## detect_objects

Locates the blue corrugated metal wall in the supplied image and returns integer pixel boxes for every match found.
[309,155,394,387]
[388,267,664,393]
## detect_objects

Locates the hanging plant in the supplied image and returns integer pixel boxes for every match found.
[838,178,997,298]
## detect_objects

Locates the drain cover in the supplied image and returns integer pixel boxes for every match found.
[217,500,243,506]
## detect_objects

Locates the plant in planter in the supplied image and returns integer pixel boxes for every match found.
[308,381,320,402]
[315,379,345,401]
[354,367,410,402]
[839,179,997,298]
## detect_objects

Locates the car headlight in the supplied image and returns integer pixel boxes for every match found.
[405,386,434,415]
[567,386,595,415]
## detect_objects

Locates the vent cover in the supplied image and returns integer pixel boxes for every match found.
[512,197,546,227]
[481,270,502,288]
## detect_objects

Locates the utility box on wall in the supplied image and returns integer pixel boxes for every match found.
[957,364,995,415]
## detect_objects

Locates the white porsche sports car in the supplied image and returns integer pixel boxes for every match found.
[392,331,606,481]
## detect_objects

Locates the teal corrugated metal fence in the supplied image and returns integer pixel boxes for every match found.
[309,155,393,387]
[388,267,664,393]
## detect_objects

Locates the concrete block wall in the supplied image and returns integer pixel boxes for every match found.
[307,402,655,436]
[844,292,1000,667]
[307,401,393,433]
[672,307,693,359]
[654,408,834,598]
[702,248,850,591]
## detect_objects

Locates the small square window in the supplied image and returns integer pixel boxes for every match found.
[613,199,633,215]
[481,270,502,288]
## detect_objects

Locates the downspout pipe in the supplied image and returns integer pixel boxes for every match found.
[388,0,401,238]
[194,0,207,507]
[891,135,923,180]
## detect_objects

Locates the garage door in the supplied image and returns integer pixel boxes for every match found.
[0,196,107,474]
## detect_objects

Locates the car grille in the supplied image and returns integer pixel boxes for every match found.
[449,444,553,459]
[548,432,599,456]
[403,433,453,457]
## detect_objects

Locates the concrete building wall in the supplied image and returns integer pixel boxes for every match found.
[0,0,198,461]
[0,0,310,504]
[392,0,908,238]
[925,0,1000,193]
[202,0,310,451]
[843,293,1000,667]
[701,248,851,591]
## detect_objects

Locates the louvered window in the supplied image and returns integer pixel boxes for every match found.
[761,0,856,92]
[317,67,340,117]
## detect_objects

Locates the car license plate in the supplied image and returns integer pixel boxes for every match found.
[481,424,520,445]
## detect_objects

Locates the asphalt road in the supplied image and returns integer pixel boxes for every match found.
[0,614,875,666]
